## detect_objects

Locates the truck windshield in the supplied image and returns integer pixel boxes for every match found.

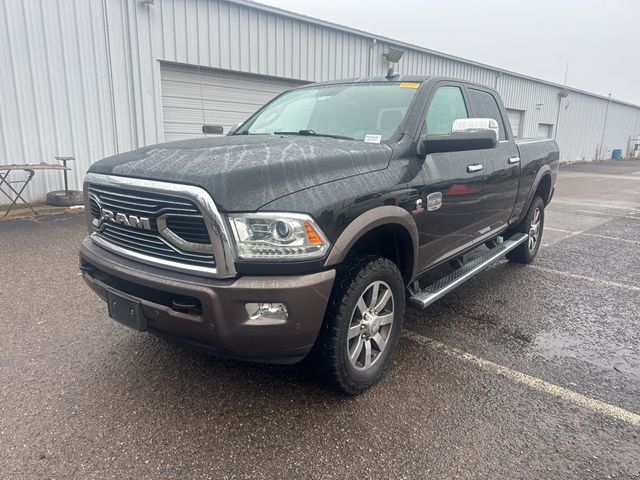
[235,82,421,141]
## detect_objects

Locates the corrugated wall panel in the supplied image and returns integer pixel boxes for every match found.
[0,0,117,203]
[2,0,640,204]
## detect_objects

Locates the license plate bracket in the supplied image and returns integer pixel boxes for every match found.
[107,290,147,332]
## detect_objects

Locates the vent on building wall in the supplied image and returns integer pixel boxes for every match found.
[382,47,404,64]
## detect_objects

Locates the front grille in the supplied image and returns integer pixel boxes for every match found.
[88,184,216,270]
[165,216,210,244]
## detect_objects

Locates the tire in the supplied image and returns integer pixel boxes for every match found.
[311,255,405,395]
[507,196,545,264]
[46,190,84,207]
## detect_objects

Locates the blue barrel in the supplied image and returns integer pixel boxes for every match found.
[612,149,623,160]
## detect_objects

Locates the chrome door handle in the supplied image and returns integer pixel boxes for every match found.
[508,156,520,164]
[467,164,483,173]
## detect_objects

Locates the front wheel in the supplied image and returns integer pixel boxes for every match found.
[311,256,405,395]
[507,196,545,264]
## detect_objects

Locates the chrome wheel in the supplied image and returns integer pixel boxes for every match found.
[528,207,542,251]
[346,280,394,371]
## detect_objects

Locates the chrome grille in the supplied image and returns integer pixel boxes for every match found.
[88,183,216,271]
[165,216,210,244]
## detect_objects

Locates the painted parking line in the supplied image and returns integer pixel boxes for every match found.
[576,209,640,219]
[545,227,580,233]
[529,265,640,293]
[560,172,640,181]
[404,331,640,427]
[545,227,640,245]
[544,227,583,238]
[551,199,640,211]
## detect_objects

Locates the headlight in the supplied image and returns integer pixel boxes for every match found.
[228,213,330,260]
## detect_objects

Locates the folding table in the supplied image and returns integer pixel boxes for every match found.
[0,163,70,217]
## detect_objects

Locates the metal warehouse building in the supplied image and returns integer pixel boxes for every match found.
[2,0,640,203]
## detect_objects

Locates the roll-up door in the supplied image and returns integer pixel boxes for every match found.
[160,63,306,141]
[505,109,524,138]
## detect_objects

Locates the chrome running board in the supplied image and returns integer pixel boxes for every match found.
[408,233,528,309]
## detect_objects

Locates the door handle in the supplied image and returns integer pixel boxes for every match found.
[467,164,483,173]
[508,156,520,164]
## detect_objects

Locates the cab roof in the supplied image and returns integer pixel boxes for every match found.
[306,75,431,87]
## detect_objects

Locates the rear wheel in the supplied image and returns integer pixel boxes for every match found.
[312,256,405,395]
[507,196,545,264]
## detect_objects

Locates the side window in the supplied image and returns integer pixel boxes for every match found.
[467,89,507,141]
[425,86,468,136]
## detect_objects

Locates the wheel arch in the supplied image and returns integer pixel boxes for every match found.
[324,206,419,285]
[535,172,553,205]
[527,165,553,207]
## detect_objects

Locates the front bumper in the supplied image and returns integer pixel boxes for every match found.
[79,237,335,364]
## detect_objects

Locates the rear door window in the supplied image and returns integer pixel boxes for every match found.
[467,89,507,141]
[425,86,468,136]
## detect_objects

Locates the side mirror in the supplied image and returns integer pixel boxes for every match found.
[227,121,242,135]
[418,118,498,156]
[202,124,224,135]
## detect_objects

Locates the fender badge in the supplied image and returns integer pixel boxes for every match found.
[426,192,442,211]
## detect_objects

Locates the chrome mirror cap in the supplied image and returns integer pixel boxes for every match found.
[452,118,499,139]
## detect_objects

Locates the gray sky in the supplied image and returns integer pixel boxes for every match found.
[259,0,640,105]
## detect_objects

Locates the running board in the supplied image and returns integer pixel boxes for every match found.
[408,233,528,309]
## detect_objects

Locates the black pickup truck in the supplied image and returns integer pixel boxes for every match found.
[80,76,559,394]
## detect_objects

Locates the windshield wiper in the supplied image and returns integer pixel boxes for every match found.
[273,130,354,140]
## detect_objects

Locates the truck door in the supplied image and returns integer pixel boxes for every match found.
[466,87,520,234]
[414,84,487,272]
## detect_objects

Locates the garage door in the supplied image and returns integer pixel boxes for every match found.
[161,63,306,141]
[506,109,524,138]
[536,123,553,139]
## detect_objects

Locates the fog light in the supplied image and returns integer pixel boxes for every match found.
[245,302,288,322]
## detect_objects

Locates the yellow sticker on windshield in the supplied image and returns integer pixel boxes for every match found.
[399,82,420,89]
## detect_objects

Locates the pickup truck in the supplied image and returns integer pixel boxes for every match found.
[80,75,559,394]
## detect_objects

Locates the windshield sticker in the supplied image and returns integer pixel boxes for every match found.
[399,82,420,89]
[364,134,382,144]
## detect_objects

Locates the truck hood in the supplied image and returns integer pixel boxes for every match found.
[88,135,393,211]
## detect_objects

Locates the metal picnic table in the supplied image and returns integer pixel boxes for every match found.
[0,162,70,217]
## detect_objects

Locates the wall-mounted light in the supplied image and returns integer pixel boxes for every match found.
[140,0,155,5]
[382,47,404,63]
[535,103,544,110]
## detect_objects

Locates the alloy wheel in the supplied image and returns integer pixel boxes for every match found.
[346,280,394,371]
[528,207,542,251]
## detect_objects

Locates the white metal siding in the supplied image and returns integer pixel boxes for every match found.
[1,0,640,203]
[0,0,117,201]
[506,109,524,138]
[161,63,304,141]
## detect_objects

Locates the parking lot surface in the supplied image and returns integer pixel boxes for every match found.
[1,160,639,479]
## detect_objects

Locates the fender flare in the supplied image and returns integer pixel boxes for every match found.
[324,205,420,280]
[524,164,553,211]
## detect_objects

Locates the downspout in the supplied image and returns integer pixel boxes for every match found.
[554,89,569,141]
[494,71,502,90]
[632,110,640,157]
[102,0,120,154]
[553,94,562,141]
[599,93,612,160]
[367,38,377,77]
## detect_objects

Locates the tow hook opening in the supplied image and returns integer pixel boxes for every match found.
[171,297,202,315]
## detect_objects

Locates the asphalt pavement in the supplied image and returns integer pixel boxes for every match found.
[1,160,639,479]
